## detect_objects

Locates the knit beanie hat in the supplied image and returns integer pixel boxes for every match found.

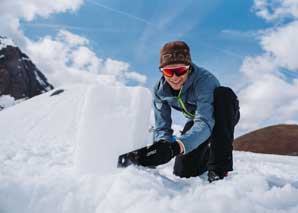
[159,41,192,68]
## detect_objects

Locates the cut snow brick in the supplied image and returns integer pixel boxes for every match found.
[75,85,152,175]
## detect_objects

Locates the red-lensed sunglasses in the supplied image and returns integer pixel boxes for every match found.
[160,65,190,77]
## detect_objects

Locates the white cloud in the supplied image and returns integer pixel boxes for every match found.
[58,30,89,46]
[124,72,147,84]
[237,0,298,135]
[0,0,84,46]
[237,67,298,133]
[27,31,147,86]
[0,0,84,22]
[240,54,279,80]
[101,58,130,76]
[70,46,101,72]
[254,0,298,21]
[100,58,147,84]
[0,16,25,46]
[260,21,298,70]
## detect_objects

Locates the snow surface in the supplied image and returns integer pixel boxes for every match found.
[0,95,26,110]
[0,95,16,109]
[0,84,298,213]
[0,36,15,51]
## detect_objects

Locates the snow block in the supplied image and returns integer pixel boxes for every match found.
[75,85,152,175]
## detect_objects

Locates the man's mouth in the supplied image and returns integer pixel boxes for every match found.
[170,80,181,85]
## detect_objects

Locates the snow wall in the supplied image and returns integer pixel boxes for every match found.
[75,85,152,175]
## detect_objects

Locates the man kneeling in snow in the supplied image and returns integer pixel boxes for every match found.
[132,41,240,183]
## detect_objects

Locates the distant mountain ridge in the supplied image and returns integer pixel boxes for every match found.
[234,124,298,156]
[0,36,53,109]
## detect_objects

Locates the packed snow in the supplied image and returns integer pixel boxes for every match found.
[0,95,16,109]
[75,84,152,175]
[0,84,298,213]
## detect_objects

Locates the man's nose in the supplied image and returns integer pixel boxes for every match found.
[171,74,179,80]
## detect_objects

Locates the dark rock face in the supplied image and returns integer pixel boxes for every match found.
[0,37,54,101]
[234,124,298,156]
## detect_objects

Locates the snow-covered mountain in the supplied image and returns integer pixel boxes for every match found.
[0,83,297,213]
[0,36,53,110]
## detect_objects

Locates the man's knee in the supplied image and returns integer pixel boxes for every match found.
[214,86,236,100]
[214,86,240,126]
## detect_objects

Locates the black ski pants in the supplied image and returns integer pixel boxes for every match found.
[173,86,240,178]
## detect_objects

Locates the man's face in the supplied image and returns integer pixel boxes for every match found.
[162,63,189,90]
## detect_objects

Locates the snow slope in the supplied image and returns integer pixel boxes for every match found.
[0,84,298,213]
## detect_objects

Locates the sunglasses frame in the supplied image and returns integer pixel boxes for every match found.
[160,65,190,77]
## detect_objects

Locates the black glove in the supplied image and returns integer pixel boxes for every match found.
[135,140,181,167]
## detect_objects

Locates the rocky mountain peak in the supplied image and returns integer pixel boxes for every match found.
[0,36,54,110]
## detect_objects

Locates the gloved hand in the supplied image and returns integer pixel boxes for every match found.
[135,139,181,167]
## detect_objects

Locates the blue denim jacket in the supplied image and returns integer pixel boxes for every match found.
[153,63,220,154]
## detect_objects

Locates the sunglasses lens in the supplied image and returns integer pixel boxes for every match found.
[161,66,189,77]
[174,66,188,76]
[162,69,174,77]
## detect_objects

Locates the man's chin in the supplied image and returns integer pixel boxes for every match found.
[170,84,182,90]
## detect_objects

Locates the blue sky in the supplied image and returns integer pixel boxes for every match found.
[20,0,269,89]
